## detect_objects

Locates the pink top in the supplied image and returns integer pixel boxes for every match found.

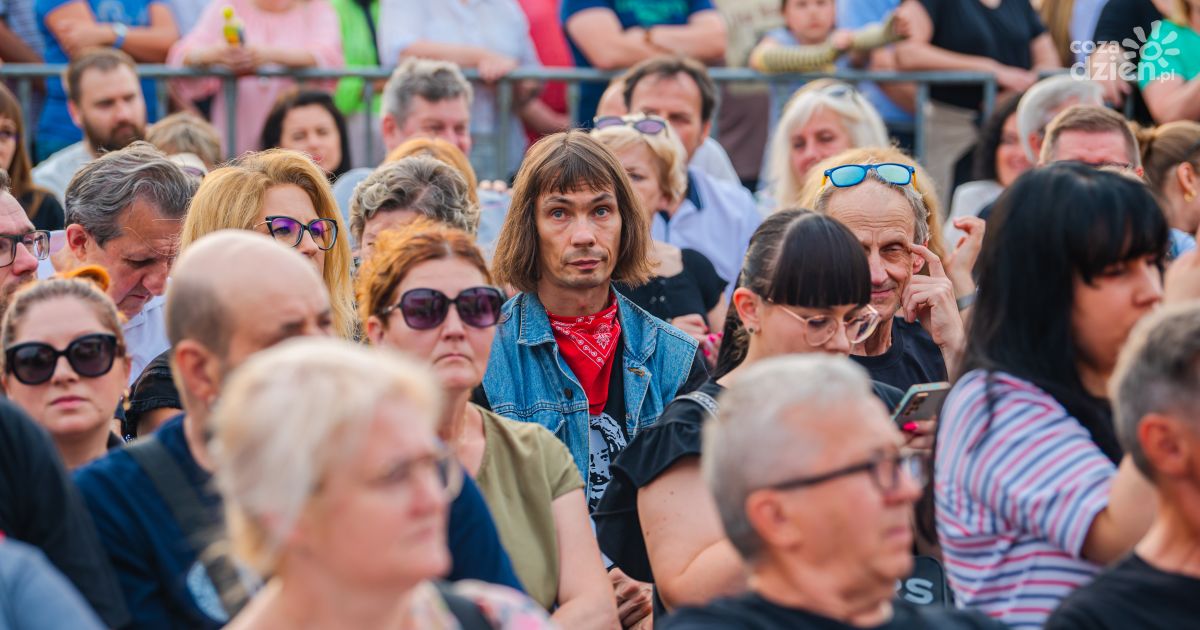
[167,0,343,158]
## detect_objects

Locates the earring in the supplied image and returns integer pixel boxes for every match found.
[746,326,757,335]
[1187,191,1197,203]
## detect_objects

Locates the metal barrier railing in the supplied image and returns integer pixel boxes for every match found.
[0,64,1001,179]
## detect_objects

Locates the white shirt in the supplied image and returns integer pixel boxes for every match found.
[690,137,741,186]
[32,142,92,205]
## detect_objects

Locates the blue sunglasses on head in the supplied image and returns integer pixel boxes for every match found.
[822,163,916,189]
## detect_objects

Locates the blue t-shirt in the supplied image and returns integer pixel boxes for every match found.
[836,0,913,125]
[561,0,714,124]
[34,0,162,158]
[75,415,523,629]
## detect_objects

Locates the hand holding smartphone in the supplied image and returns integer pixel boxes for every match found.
[892,382,951,429]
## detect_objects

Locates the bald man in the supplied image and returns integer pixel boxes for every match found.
[75,231,334,629]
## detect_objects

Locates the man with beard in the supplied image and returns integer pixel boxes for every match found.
[0,170,44,318]
[34,49,147,204]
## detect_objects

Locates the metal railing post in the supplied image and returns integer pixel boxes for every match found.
[913,81,929,165]
[362,77,375,163]
[496,78,513,180]
[223,75,238,156]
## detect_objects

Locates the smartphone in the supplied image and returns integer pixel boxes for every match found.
[891,382,951,426]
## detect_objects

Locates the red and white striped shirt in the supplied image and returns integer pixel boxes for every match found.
[936,370,1115,628]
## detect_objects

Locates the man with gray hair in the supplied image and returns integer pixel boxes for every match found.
[333,58,473,216]
[1046,303,1200,629]
[50,141,195,383]
[349,155,478,261]
[661,354,1000,629]
[1016,75,1104,163]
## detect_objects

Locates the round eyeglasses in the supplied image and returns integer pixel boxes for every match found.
[256,216,338,251]
[768,302,882,346]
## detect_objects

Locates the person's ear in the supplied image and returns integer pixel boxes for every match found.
[1138,412,1188,478]
[732,287,762,333]
[911,243,927,275]
[744,490,805,551]
[67,99,83,130]
[1177,162,1199,201]
[700,118,714,143]
[173,341,221,415]
[1028,132,1044,163]
[65,224,92,262]
[365,315,385,346]
[380,114,400,149]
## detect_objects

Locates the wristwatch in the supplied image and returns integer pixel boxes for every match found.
[111,23,127,49]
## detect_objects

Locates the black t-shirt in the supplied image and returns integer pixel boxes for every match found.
[617,249,727,326]
[1092,0,1163,125]
[920,0,1046,111]
[19,190,65,232]
[1046,554,1200,630]
[660,593,1004,629]
[0,399,129,628]
[852,318,948,393]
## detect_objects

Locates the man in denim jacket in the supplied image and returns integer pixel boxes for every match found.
[483,130,706,514]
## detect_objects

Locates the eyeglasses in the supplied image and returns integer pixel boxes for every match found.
[256,216,338,251]
[768,302,881,346]
[766,450,926,496]
[0,230,50,268]
[369,445,464,501]
[5,333,122,386]
[593,115,668,135]
[0,130,17,143]
[379,287,506,330]
[822,163,916,189]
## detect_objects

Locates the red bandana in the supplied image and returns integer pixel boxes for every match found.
[548,297,622,415]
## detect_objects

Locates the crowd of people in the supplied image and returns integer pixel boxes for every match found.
[1,0,1200,629]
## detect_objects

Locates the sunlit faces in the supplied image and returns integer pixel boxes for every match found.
[735,290,871,358]
[69,199,180,319]
[0,115,17,172]
[614,144,668,218]
[790,107,854,184]
[628,73,709,160]
[1047,130,1137,171]
[280,104,342,175]
[1072,254,1163,378]
[258,184,327,276]
[392,95,472,156]
[367,257,495,393]
[758,397,920,587]
[1,297,129,451]
[782,0,837,45]
[535,186,623,293]
[996,113,1032,188]
[296,398,451,588]
[71,64,146,154]
[823,181,923,322]
[360,208,422,263]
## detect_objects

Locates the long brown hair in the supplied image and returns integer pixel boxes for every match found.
[0,84,48,218]
[492,131,653,294]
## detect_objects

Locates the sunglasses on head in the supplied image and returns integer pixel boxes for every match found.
[380,287,506,330]
[593,116,668,135]
[822,163,916,189]
[258,216,338,251]
[5,333,121,386]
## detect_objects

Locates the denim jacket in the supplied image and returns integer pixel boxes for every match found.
[482,290,700,490]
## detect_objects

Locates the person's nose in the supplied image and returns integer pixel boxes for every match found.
[408,463,449,516]
[296,229,320,259]
[569,218,597,248]
[10,242,39,277]
[439,302,467,339]
[825,323,852,355]
[1135,261,1164,308]
[867,252,888,287]
[143,266,169,296]
[889,463,924,505]
[50,353,79,385]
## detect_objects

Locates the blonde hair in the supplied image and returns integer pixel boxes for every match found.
[181,149,357,340]
[801,146,947,258]
[1136,121,1200,197]
[211,337,442,575]
[767,80,890,207]
[1,266,126,373]
[591,115,689,210]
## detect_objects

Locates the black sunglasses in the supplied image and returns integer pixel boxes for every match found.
[593,115,668,135]
[380,287,505,330]
[5,333,122,386]
[257,216,338,251]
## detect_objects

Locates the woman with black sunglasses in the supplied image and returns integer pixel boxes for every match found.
[356,220,618,628]
[1,267,128,469]
[180,149,357,340]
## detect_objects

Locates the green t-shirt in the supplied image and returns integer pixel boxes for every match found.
[1138,19,1200,90]
[473,406,584,610]
[329,0,383,115]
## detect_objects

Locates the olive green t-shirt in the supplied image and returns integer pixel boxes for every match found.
[473,406,584,610]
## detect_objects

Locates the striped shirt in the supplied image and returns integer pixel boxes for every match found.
[936,370,1114,629]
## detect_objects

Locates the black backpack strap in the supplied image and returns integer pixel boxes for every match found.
[125,438,249,619]
[433,581,492,630]
[676,390,719,418]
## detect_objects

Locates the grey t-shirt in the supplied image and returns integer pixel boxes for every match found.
[0,539,105,630]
